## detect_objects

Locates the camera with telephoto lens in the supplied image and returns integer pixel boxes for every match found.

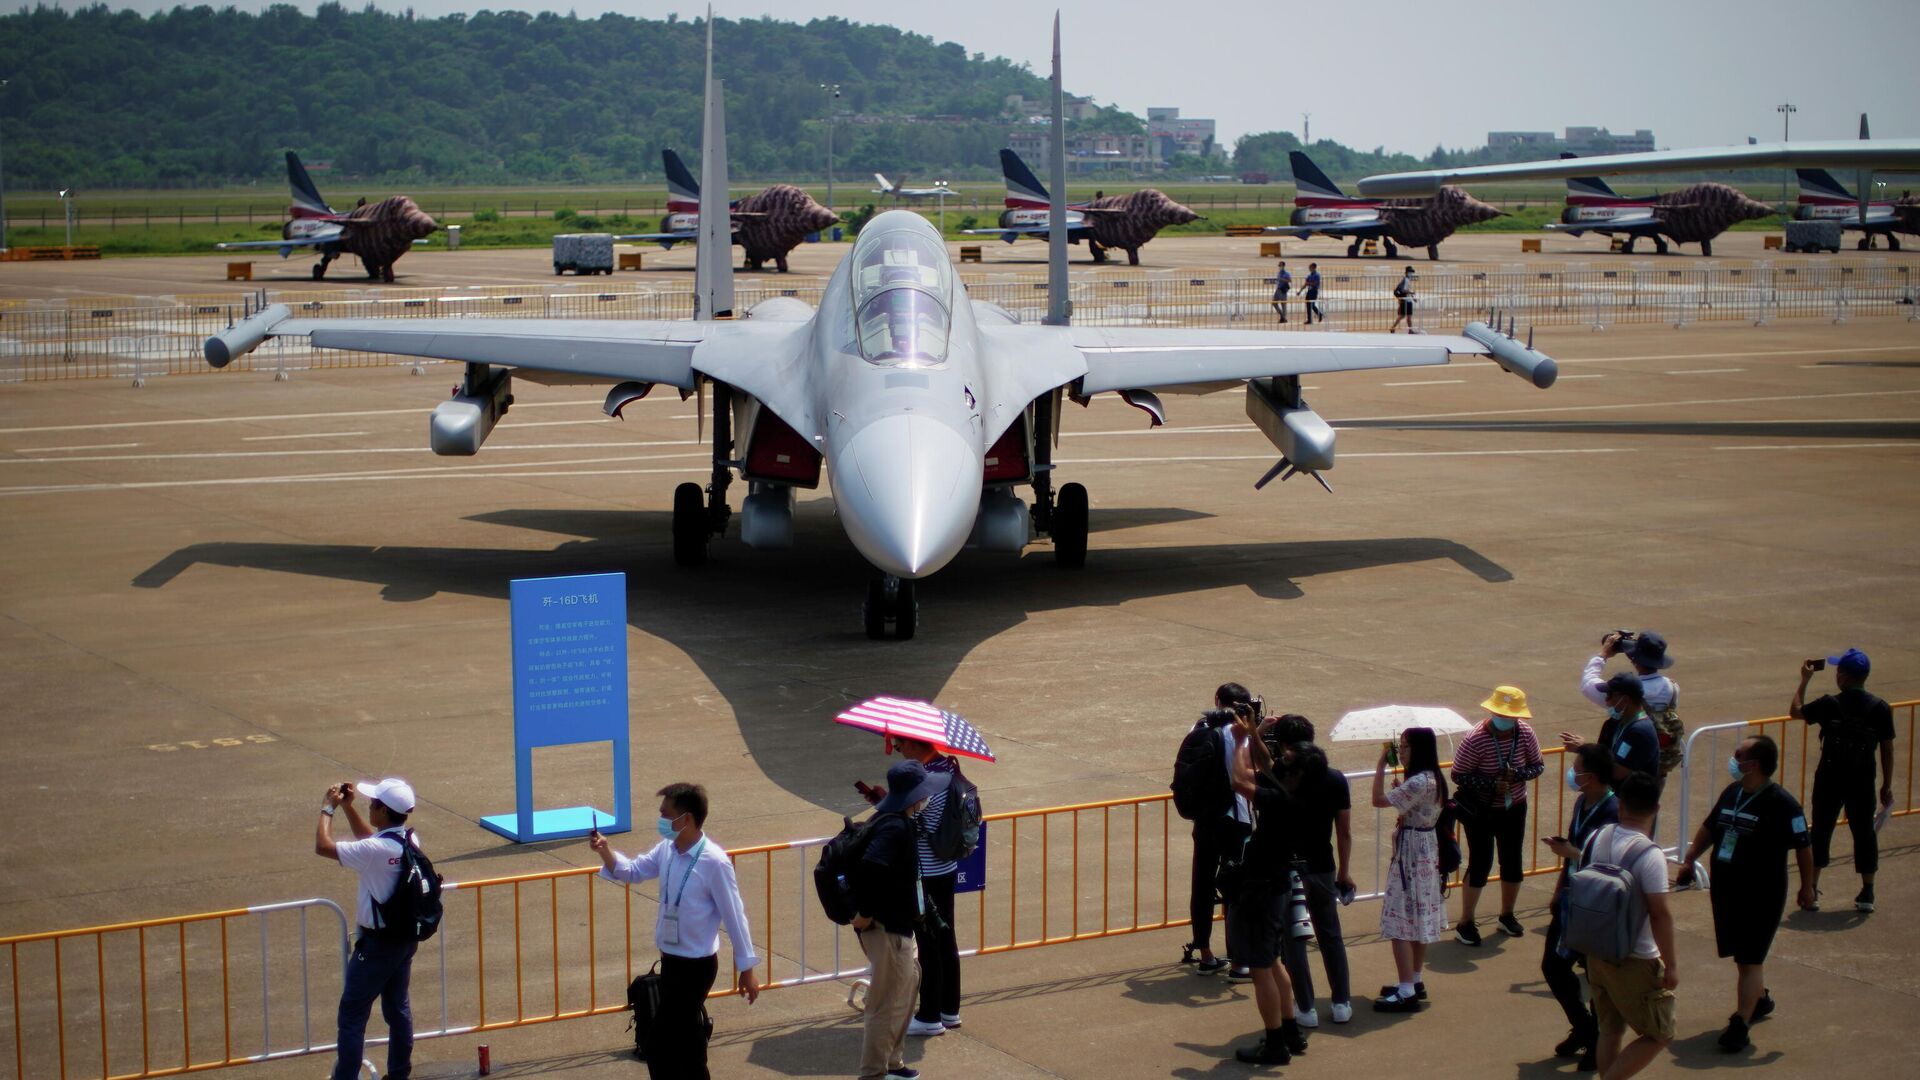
[1286,870,1314,940]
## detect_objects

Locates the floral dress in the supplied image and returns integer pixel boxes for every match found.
[1379,771,1446,943]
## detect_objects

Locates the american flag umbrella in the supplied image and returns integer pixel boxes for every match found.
[834,696,996,763]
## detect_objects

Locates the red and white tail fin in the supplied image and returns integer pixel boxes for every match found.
[663,149,700,213]
[285,152,335,220]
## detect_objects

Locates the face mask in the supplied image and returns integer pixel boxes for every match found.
[656,815,681,840]
[1491,716,1516,733]
[1727,756,1745,782]
[1566,767,1582,791]
[1607,705,1624,721]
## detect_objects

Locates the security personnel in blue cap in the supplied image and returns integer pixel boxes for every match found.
[1791,648,1895,913]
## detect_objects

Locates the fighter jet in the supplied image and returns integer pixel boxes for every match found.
[872,174,958,202]
[203,13,1559,640]
[215,152,437,282]
[1263,151,1500,260]
[615,148,839,272]
[1545,155,1774,256]
[960,148,1199,264]
[1796,169,1916,250]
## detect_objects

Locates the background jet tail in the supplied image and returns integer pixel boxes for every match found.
[1798,167,1855,204]
[1288,151,1350,202]
[873,173,896,193]
[1043,12,1069,327]
[285,151,335,219]
[663,148,700,211]
[694,13,734,320]
[1559,153,1622,202]
[1001,148,1051,208]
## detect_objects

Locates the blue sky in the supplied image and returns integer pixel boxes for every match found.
[100,0,1917,153]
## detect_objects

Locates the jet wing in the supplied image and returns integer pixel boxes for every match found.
[1358,139,1920,196]
[1262,222,1388,238]
[959,223,1094,241]
[216,227,343,252]
[613,230,698,243]
[1068,325,1555,394]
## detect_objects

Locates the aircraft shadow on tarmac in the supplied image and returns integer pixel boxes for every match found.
[1334,418,1920,441]
[132,504,1509,809]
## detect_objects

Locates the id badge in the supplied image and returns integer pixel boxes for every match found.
[1715,830,1738,864]
[660,911,682,946]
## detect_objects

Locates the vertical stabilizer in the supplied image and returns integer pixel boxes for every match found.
[1560,153,1621,202]
[695,11,734,321]
[1288,151,1349,202]
[1001,148,1052,208]
[663,149,700,210]
[874,173,895,194]
[1044,12,1070,327]
[1797,167,1855,203]
[286,152,335,219]
[1861,113,1871,140]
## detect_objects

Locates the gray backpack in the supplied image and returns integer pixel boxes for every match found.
[1563,825,1658,964]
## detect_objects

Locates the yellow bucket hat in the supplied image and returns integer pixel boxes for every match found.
[1480,685,1532,719]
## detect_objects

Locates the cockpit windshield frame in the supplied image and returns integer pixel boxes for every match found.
[848,228,954,367]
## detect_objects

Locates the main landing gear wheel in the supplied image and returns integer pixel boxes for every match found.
[1620,238,1637,254]
[311,263,326,280]
[1700,240,1713,257]
[863,575,917,640]
[1053,482,1088,568]
[1346,241,1360,258]
[672,482,708,566]
[1428,245,1441,261]
[1383,240,1399,259]
[1653,237,1670,255]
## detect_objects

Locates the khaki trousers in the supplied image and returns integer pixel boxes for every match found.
[858,927,921,1080]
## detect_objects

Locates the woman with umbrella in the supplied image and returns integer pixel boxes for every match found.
[1372,727,1449,1011]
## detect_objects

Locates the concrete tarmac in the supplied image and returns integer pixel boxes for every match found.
[2,301,1918,1076]
[2,229,1907,302]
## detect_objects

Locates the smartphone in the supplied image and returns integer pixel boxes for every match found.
[1809,658,1826,672]
[854,780,880,803]
[1337,881,1357,906]
[1545,835,1566,845]
[1383,740,1399,766]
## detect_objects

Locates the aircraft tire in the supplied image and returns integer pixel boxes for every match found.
[312,264,326,281]
[1428,245,1440,261]
[672,482,708,566]
[1384,241,1399,259]
[1859,238,1872,251]
[893,579,917,641]
[1700,240,1712,257]
[1891,236,1901,251]
[1346,242,1359,258]
[863,579,888,640]
[1053,482,1089,568]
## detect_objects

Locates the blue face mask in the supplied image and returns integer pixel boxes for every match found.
[1566,767,1582,791]
[1727,756,1745,782]
[657,814,682,840]
[1491,716,1516,733]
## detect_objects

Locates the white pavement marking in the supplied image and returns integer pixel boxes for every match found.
[1335,389,1920,424]
[15,442,142,453]
[1712,443,1911,452]
[1663,368,1746,375]
[1384,379,1466,387]
[240,431,369,442]
[1561,345,1918,366]
[0,398,608,436]
[1557,374,1605,380]
[499,418,616,429]
[0,453,711,497]
[0,440,705,465]
[1060,448,1639,466]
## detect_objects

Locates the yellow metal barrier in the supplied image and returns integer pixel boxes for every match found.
[6,701,1913,1078]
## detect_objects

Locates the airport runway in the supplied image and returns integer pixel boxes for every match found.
[1,229,1905,302]
[3,309,1918,1075]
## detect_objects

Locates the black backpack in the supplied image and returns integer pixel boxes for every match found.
[814,814,883,925]
[372,829,444,943]
[929,765,983,862]
[625,961,713,1061]
[1435,798,1463,883]
[1171,721,1233,822]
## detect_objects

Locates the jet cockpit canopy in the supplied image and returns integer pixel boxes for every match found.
[850,224,953,367]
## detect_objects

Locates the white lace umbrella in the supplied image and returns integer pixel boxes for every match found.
[1329,705,1473,743]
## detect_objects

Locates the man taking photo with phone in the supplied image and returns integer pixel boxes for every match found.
[1791,649,1895,913]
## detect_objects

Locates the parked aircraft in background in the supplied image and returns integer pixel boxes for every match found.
[215,152,437,282]
[872,174,957,202]
[1263,151,1499,260]
[1795,169,1914,250]
[203,13,1559,640]
[1543,153,1773,256]
[615,149,838,272]
[960,148,1199,264]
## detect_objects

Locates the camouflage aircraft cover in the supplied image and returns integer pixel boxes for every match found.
[1379,186,1503,249]
[733,184,841,272]
[311,196,438,282]
[1082,189,1201,264]
[1644,183,1776,245]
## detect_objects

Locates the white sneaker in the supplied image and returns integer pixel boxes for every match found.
[939,1013,963,1028]
[1295,1007,1319,1028]
[1330,1001,1353,1024]
[906,1018,947,1037]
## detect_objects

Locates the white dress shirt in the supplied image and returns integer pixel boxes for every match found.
[602,836,761,972]
[1580,654,1678,712]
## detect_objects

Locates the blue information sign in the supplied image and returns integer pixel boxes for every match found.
[481,572,631,843]
[953,823,987,895]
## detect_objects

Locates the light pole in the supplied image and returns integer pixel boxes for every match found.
[58,187,74,249]
[1777,102,1796,220]
[820,83,841,216]
[1,78,10,253]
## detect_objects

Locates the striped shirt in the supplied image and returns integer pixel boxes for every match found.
[915,756,960,878]
[1450,720,1544,809]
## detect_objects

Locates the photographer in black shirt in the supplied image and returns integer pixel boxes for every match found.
[1270,716,1353,1027]
[1223,713,1310,1066]
[1791,649,1895,913]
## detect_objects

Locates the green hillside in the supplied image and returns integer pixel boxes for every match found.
[0,4,1058,187]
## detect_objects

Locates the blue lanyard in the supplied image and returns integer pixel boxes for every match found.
[666,840,706,910]
[1571,792,1613,838]
[1725,785,1764,825]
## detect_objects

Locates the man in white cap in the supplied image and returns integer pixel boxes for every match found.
[317,777,421,1080]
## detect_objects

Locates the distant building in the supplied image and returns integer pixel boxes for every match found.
[1147,107,1218,162]
[1005,92,1099,122]
[1487,127,1657,154]
[1008,130,1154,175]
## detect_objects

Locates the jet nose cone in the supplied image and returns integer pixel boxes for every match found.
[834,415,981,579]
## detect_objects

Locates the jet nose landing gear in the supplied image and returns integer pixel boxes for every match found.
[863,575,918,640]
